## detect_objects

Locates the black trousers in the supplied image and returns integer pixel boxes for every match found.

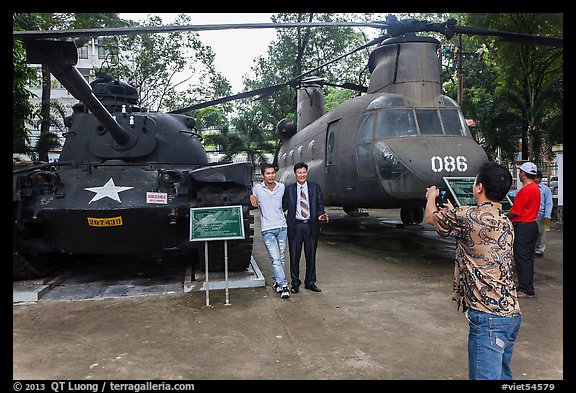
[513,221,539,295]
[288,222,318,288]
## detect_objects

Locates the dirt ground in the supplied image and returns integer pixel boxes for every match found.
[12,208,564,384]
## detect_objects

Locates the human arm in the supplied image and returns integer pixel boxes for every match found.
[250,185,260,208]
[424,186,453,225]
[282,186,289,212]
[506,210,518,220]
[544,187,553,220]
[315,184,329,222]
[424,186,439,225]
[249,194,259,208]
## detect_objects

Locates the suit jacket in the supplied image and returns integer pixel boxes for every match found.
[283,181,326,239]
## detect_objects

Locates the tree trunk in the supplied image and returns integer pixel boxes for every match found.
[38,64,51,162]
[521,125,529,161]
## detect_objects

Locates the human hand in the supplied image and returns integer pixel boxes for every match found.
[437,198,454,211]
[318,213,329,223]
[249,195,259,207]
[425,186,440,200]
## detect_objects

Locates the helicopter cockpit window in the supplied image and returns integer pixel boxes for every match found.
[356,144,374,177]
[375,110,417,138]
[459,111,473,137]
[440,109,464,135]
[367,95,405,110]
[357,114,375,142]
[415,109,442,135]
[442,96,459,107]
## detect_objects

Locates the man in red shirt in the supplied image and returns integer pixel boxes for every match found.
[507,162,540,298]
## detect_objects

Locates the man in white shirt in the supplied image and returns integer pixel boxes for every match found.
[250,164,290,299]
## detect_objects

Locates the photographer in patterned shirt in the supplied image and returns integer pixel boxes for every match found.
[425,161,521,380]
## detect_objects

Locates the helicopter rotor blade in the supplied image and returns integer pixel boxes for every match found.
[321,81,368,93]
[168,83,289,114]
[13,17,561,48]
[284,35,386,88]
[170,35,382,113]
[451,25,563,48]
[15,15,560,115]
[13,21,390,40]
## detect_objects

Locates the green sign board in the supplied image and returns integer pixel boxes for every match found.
[190,206,245,242]
[443,177,512,212]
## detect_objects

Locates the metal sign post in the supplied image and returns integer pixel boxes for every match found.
[190,206,245,306]
[224,240,230,306]
[204,241,210,306]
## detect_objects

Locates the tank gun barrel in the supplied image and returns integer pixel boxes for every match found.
[22,40,130,145]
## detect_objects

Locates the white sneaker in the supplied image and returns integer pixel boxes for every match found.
[280,286,290,299]
[272,282,282,293]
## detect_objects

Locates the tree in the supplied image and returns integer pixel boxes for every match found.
[212,12,377,164]
[104,14,228,112]
[463,13,563,162]
[13,13,128,160]
[13,36,37,154]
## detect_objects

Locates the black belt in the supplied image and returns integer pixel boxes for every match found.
[296,219,310,224]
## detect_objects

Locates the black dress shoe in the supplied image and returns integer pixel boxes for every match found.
[291,286,299,294]
[305,284,322,292]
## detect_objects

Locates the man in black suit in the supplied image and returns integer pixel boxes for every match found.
[282,162,329,293]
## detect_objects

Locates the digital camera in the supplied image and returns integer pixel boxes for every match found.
[436,188,449,207]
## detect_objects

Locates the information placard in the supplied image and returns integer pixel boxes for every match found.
[443,177,512,212]
[190,206,245,241]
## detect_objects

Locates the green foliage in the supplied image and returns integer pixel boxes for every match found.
[103,14,227,112]
[460,13,563,162]
[13,12,127,157]
[324,88,358,112]
[203,106,276,164]
[219,12,377,163]
[13,39,38,153]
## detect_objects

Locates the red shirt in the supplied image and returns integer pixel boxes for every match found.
[510,182,540,222]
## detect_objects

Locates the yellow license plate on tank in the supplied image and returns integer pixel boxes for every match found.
[87,216,124,227]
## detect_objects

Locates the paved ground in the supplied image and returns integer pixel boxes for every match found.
[12,208,564,383]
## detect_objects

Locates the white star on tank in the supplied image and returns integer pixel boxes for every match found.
[84,178,134,204]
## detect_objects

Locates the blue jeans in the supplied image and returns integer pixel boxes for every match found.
[262,227,288,287]
[467,308,522,380]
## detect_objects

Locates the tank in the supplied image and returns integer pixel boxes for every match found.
[13,40,254,280]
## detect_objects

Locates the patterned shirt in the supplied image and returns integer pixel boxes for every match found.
[432,202,521,317]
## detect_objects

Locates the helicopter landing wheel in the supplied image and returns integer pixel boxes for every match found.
[343,206,368,217]
[343,206,358,215]
[400,207,424,226]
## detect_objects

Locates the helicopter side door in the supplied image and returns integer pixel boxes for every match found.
[324,119,346,204]
[323,115,378,207]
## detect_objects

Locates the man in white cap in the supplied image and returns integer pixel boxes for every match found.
[507,162,540,298]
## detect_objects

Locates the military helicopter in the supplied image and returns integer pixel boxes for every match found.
[13,15,562,279]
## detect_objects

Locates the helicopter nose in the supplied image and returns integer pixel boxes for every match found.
[394,135,487,181]
[375,136,488,198]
